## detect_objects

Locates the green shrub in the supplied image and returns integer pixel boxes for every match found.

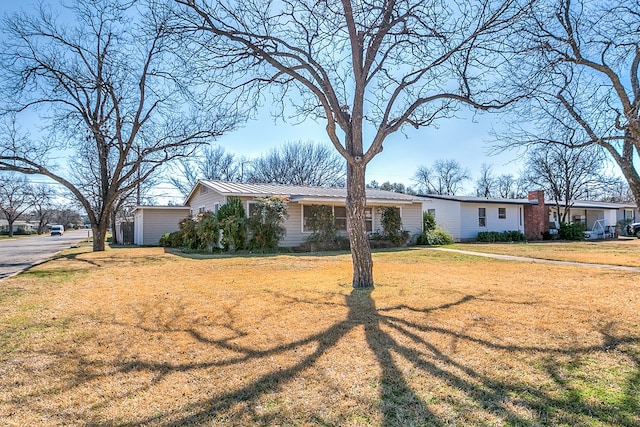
[379,207,409,246]
[178,217,201,249]
[559,222,585,240]
[247,196,288,251]
[217,197,246,252]
[304,205,338,243]
[417,229,454,246]
[159,231,183,247]
[196,211,220,253]
[423,211,436,232]
[476,230,526,243]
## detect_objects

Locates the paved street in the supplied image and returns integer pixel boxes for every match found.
[0,229,92,280]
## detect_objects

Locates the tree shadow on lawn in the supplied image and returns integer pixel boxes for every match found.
[80,289,640,427]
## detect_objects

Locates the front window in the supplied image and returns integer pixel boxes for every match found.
[334,206,347,231]
[479,208,486,227]
[302,205,372,232]
[498,207,506,219]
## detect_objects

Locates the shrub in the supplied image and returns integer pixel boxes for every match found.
[159,231,183,247]
[476,230,526,243]
[379,207,409,246]
[559,222,585,240]
[196,211,220,253]
[417,229,454,246]
[247,196,288,251]
[304,205,338,242]
[217,197,246,252]
[423,211,436,232]
[178,217,201,249]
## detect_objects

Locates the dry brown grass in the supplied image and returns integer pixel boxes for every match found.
[1,246,639,426]
[453,238,640,267]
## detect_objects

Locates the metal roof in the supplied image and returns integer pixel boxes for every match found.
[418,193,534,205]
[418,193,637,209]
[190,180,423,203]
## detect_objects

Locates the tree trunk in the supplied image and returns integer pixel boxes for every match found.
[346,162,373,288]
[608,135,640,210]
[92,221,108,251]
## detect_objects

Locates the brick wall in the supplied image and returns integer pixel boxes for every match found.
[523,190,549,240]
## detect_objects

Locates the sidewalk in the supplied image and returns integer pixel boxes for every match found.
[426,247,640,273]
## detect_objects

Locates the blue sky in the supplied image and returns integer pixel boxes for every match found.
[212,105,523,191]
[1,1,525,204]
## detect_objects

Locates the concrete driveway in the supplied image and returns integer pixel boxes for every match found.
[0,229,92,280]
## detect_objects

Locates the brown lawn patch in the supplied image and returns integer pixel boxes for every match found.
[0,246,638,426]
[453,238,640,267]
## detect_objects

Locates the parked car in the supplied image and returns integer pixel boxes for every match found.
[50,225,64,236]
[626,222,640,238]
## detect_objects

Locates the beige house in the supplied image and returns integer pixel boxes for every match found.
[134,180,424,247]
[133,206,191,245]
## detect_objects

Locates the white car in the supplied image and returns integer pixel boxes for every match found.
[50,225,64,236]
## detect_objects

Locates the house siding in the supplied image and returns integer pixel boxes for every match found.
[134,208,190,245]
[188,184,226,215]
[424,199,462,240]
[398,204,423,236]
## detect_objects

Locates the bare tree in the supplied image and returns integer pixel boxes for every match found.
[495,173,525,198]
[247,141,346,187]
[0,172,32,237]
[367,181,415,195]
[0,0,239,251]
[173,0,534,287]
[521,144,610,223]
[170,145,241,196]
[475,163,496,197]
[595,177,635,204]
[414,159,471,196]
[27,183,58,234]
[495,0,640,208]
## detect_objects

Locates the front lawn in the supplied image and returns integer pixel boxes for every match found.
[1,247,638,426]
[453,238,640,267]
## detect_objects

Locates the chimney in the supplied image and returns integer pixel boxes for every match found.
[524,190,548,240]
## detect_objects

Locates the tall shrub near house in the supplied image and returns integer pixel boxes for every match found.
[196,211,220,253]
[216,197,246,252]
[416,211,454,245]
[379,207,409,245]
[247,196,288,251]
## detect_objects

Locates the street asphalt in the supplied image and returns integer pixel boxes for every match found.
[0,229,92,281]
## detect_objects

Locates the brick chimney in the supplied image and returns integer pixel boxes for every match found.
[523,190,549,240]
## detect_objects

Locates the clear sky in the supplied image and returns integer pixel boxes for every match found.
[1,1,525,205]
[210,105,523,191]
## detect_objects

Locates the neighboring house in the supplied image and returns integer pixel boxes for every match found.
[420,190,639,241]
[133,206,191,245]
[133,181,424,247]
[0,219,35,233]
[420,192,533,241]
[547,200,638,231]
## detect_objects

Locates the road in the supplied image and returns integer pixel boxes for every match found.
[0,229,92,281]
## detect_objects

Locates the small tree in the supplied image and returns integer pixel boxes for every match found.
[196,212,220,253]
[379,207,408,245]
[0,172,32,237]
[247,196,288,251]
[422,211,436,232]
[27,183,57,234]
[216,197,246,252]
